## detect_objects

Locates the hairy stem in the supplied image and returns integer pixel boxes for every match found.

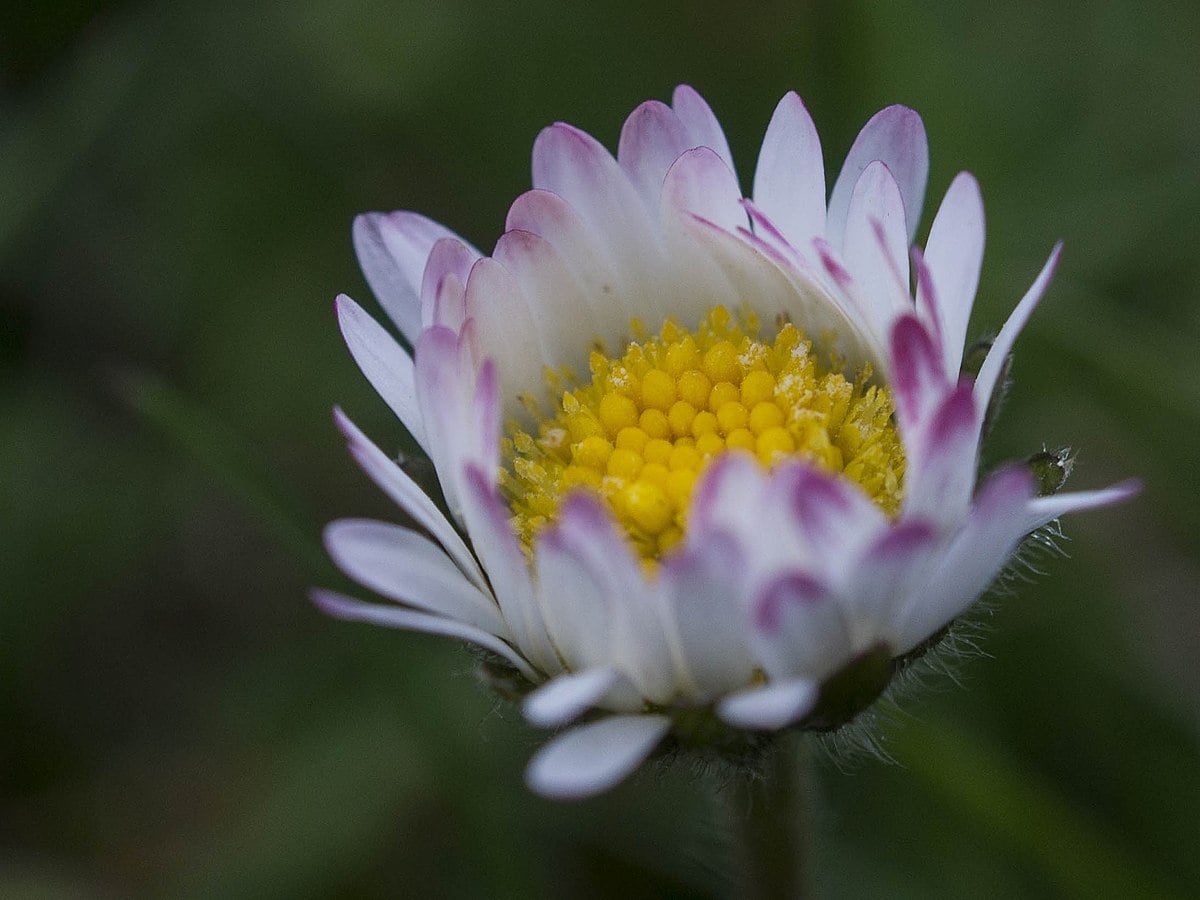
[728,733,811,899]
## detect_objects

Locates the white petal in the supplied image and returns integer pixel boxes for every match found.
[923,172,985,375]
[750,571,852,680]
[827,105,929,247]
[1021,479,1142,534]
[537,494,676,703]
[618,99,691,213]
[532,123,673,327]
[671,85,736,177]
[842,161,911,325]
[752,91,826,253]
[658,537,755,701]
[902,382,981,524]
[335,294,428,454]
[458,466,562,676]
[717,679,818,731]
[492,228,602,372]
[324,519,507,636]
[419,237,477,332]
[842,519,938,646]
[895,465,1035,651]
[522,668,625,727]
[352,212,478,345]
[333,408,487,592]
[661,147,747,233]
[525,715,671,799]
[503,188,637,337]
[464,256,549,422]
[312,589,535,680]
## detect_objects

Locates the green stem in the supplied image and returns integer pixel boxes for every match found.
[728,733,811,899]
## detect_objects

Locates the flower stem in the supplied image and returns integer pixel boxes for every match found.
[728,733,811,899]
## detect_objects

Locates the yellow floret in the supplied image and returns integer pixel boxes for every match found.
[502,305,906,562]
[640,369,678,411]
[703,340,742,384]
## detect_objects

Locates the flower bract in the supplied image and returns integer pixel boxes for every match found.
[316,86,1138,799]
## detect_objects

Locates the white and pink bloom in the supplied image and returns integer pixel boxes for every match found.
[315,87,1137,799]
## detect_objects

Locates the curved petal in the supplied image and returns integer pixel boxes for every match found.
[324,518,507,636]
[894,464,1036,651]
[522,667,632,727]
[618,99,691,212]
[842,161,911,324]
[537,493,675,703]
[923,172,985,375]
[751,571,851,680]
[903,381,981,523]
[420,237,477,332]
[827,105,928,248]
[459,466,561,676]
[671,84,736,176]
[525,714,671,799]
[1021,478,1142,534]
[752,91,826,252]
[658,536,755,701]
[335,294,428,454]
[333,407,487,591]
[717,678,818,731]
[661,147,747,233]
[889,313,948,431]
[312,589,535,680]
[842,519,938,646]
[352,211,478,345]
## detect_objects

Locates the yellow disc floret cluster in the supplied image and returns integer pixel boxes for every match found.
[500,306,905,562]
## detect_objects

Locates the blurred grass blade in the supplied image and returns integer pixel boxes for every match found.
[121,371,333,580]
[897,721,1184,899]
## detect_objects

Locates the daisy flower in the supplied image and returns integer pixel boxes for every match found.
[315,87,1138,799]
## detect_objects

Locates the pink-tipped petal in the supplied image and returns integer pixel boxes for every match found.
[335,294,428,454]
[618,99,692,212]
[716,678,818,731]
[843,519,938,641]
[353,212,478,344]
[974,243,1062,412]
[419,237,477,332]
[312,589,535,680]
[827,105,929,248]
[753,91,826,253]
[324,519,507,636]
[751,572,851,680]
[671,85,736,176]
[660,147,747,233]
[522,668,627,727]
[842,161,912,323]
[889,314,948,429]
[903,381,981,523]
[924,172,985,375]
[525,714,671,800]
[532,122,658,247]
[333,407,486,591]
[895,464,1036,650]
[772,462,887,578]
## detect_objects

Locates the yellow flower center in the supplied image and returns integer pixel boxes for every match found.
[500,306,905,562]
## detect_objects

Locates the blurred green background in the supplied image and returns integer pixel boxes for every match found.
[3,0,1197,896]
